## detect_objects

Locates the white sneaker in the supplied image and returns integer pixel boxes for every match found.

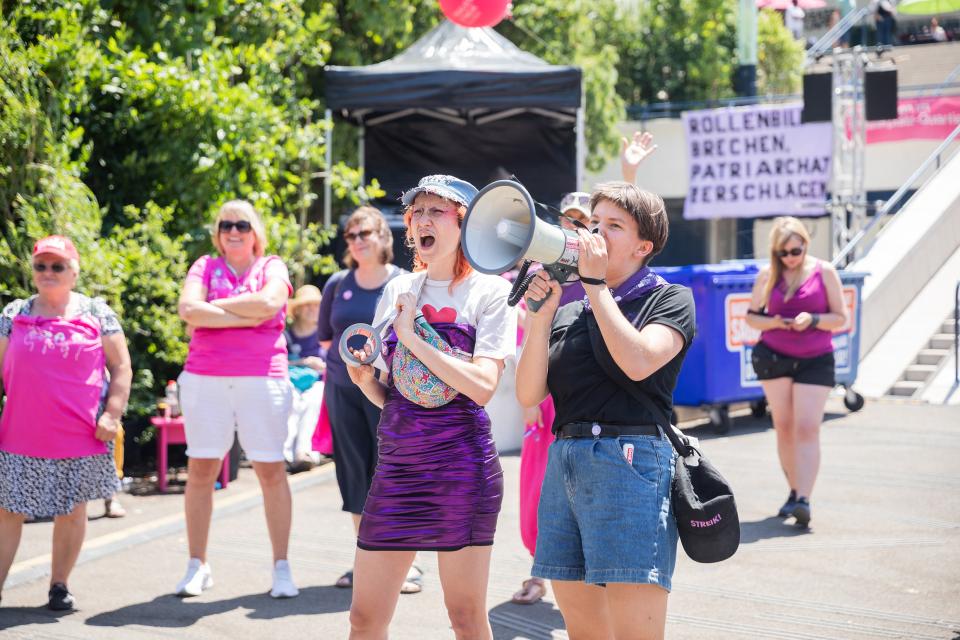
[175,558,213,597]
[270,559,299,598]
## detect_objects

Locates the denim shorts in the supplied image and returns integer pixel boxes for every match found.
[531,433,678,590]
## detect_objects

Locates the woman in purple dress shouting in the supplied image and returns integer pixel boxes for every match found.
[345,175,516,639]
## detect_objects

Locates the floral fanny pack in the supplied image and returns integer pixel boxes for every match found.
[391,314,470,408]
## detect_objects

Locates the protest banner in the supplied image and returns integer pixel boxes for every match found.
[682,103,832,220]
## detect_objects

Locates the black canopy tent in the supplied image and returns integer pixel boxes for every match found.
[322,21,583,229]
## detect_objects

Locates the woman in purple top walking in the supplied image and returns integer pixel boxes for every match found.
[345,175,515,639]
[746,217,848,528]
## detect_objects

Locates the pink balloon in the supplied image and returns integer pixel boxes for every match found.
[438,0,511,28]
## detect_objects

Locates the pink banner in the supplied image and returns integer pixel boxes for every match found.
[867,97,960,144]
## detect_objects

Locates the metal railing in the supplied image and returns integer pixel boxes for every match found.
[625,82,960,120]
[806,6,874,63]
[832,123,960,266]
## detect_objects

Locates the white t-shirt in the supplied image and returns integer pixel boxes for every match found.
[371,270,517,373]
[786,5,805,39]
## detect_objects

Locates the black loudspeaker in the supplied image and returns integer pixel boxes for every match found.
[865,68,898,121]
[802,72,833,123]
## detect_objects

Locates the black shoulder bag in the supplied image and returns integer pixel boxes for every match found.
[585,285,740,563]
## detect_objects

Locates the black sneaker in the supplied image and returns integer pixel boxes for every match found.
[777,490,798,518]
[791,498,811,528]
[47,583,75,611]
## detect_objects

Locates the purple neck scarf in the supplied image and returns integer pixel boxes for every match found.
[582,266,668,312]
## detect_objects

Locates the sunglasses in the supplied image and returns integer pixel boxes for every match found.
[33,262,68,273]
[344,229,374,243]
[560,192,591,211]
[777,247,805,258]
[218,220,253,233]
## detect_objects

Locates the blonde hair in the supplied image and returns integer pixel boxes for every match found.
[762,216,812,308]
[342,205,394,268]
[212,200,267,257]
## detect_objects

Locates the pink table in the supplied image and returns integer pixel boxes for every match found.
[151,415,230,493]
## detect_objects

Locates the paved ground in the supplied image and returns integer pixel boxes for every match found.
[1,398,958,639]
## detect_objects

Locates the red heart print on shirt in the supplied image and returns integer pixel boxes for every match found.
[421,304,457,324]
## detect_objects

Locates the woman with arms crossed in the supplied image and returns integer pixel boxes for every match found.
[176,200,297,598]
[516,182,695,640]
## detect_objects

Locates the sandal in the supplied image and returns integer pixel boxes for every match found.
[511,577,547,605]
[400,564,423,595]
[335,570,353,589]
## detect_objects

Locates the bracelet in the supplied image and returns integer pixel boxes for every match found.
[810,313,820,328]
[580,276,606,286]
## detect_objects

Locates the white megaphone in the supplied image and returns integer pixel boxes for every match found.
[461,180,580,310]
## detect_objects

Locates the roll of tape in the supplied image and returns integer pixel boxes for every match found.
[339,323,382,366]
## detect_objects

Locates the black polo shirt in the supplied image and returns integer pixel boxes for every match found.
[546,284,696,432]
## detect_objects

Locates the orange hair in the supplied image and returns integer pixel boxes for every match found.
[402,202,473,290]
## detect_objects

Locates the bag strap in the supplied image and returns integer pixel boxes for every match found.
[584,285,695,458]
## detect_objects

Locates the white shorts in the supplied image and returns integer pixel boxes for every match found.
[178,371,292,463]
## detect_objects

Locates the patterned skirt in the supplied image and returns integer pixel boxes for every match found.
[0,450,120,517]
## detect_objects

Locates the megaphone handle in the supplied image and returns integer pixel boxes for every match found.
[525,264,574,312]
[527,289,552,313]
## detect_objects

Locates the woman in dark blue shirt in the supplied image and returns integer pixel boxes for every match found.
[316,206,407,590]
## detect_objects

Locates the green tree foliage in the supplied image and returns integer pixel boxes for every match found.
[1,1,346,420]
[757,8,804,95]
[1,0,631,425]
[504,0,625,172]
[610,0,738,106]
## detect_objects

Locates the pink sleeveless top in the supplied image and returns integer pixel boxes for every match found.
[760,262,833,359]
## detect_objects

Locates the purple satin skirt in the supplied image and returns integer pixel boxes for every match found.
[357,323,504,551]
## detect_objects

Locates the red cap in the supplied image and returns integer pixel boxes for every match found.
[33,235,79,262]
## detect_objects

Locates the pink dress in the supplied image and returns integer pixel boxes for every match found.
[520,396,555,556]
[516,302,556,557]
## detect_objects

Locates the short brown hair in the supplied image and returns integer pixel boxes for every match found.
[589,181,669,266]
[342,205,394,268]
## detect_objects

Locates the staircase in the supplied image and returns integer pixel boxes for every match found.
[888,315,957,398]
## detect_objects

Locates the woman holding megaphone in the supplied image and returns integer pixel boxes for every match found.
[344,175,516,640]
[516,182,695,640]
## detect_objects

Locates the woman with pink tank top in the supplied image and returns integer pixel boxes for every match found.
[176,200,296,599]
[745,217,848,528]
[0,235,132,611]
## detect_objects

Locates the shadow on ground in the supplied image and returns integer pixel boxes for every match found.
[489,598,565,639]
[0,606,72,631]
[83,586,350,629]
[739,516,812,544]
[683,410,846,444]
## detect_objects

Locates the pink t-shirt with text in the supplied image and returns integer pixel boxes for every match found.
[0,296,117,459]
[183,255,292,378]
